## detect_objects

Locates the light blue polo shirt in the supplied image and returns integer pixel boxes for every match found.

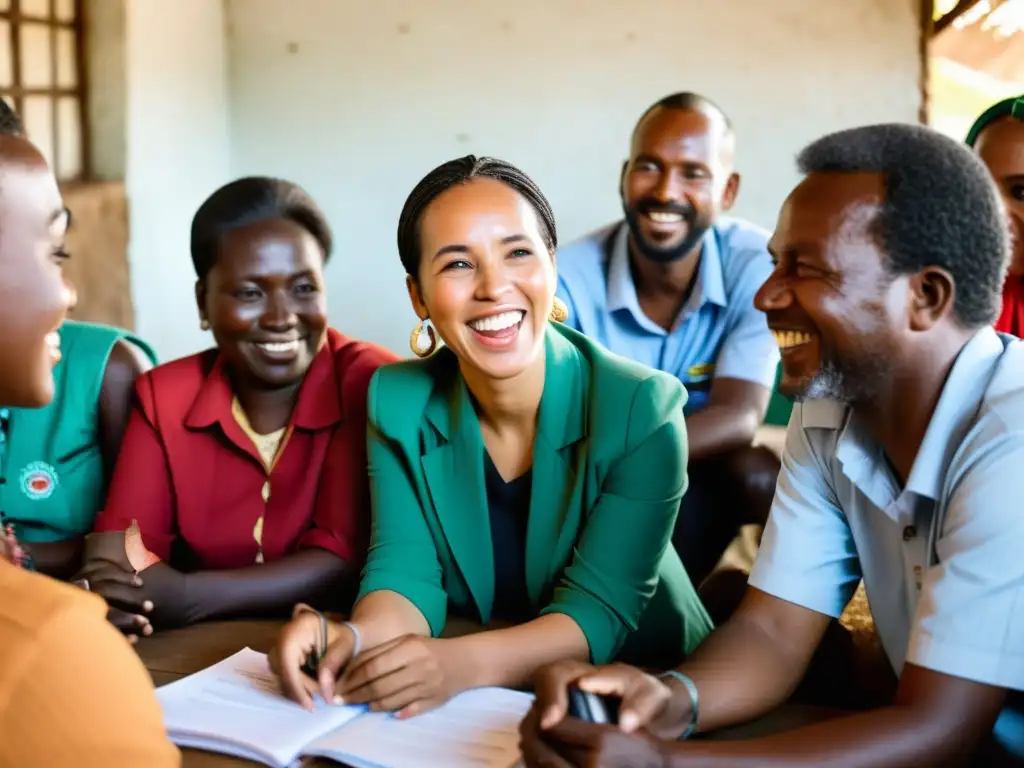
[556,219,778,414]
[750,327,1024,756]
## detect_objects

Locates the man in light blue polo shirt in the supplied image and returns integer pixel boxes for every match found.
[522,123,1024,765]
[557,93,781,590]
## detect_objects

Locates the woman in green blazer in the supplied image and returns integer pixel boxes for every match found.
[271,156,712,716]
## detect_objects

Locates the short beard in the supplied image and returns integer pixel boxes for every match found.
[622,204,711,265]
[792,347,893,405]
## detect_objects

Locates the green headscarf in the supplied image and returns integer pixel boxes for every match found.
[965,95,1024,147]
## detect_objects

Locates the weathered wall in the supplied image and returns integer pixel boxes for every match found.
[124,0,232,359]
[221,0,924,357]
[110,0,923,358]
[60,181,133,329]
[84,0,127,181]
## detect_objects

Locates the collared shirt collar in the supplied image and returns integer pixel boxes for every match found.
[835,326,1007,509]
[606,222,727,329]
[904,327,1006,499]
[185,329,343,433]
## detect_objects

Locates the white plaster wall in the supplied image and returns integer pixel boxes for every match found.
[125,0,232,361]
[215,0,920,357]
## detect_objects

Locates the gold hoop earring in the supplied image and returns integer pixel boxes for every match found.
[410,318,437,358]
[549,296,568,323]
[200,318,210,331]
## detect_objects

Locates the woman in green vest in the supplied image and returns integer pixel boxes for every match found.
[271,156,712,716]
[0,320,156,579]
[0,102,157,581]
[0,113,180,765]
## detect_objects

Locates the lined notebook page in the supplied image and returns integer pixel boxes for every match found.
[305,687,533,768]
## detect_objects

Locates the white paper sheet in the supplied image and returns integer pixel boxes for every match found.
[305,686,534,768]
[157,648,533,768]
[156,647,364,767]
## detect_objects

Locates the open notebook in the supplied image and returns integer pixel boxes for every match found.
[156,647,533,768]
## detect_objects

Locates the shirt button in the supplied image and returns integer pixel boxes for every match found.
[261,481,271,503]
[903,525,916,541]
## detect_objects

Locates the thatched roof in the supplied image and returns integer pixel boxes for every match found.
[932,0,1024,84]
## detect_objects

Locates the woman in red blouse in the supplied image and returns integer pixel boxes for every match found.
[967,96,1024,336]
[77,177,397,637]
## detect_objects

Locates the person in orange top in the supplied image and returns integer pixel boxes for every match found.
[79,177,397,638]
[0,121,178,765]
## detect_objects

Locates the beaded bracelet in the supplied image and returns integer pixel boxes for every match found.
[659,670,700,739]
[2,525,34,571]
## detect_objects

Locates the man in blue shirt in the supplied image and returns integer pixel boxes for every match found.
[523,123,1024,765]
[557,92,781,589]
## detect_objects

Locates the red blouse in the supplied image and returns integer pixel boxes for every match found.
[93,328,398,571]
[995,275,1024,338]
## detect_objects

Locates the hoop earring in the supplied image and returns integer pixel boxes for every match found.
[200,318,210,331]
[410,318,437,358]
[549,296,568,323]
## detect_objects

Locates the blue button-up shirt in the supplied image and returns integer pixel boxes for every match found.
[556,219,778,414]
[750,327,1024,756]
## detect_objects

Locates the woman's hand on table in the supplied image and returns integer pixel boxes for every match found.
[337,635,471,718]
[270,613,470,718]
[270,608,355,711]
[75,531,153,642]
[131,561,195,628]
[76,530,194,635]
[76,561,153,642]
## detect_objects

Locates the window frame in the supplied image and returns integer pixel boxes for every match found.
[0,0,89,181]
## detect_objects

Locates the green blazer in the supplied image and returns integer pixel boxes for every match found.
[357,322,712,666]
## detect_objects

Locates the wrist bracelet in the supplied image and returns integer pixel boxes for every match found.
[342,620,362,659]
[659,670,699,739]
[294,604,362,675]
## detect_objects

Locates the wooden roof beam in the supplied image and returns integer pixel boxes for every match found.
[934,0,987,35]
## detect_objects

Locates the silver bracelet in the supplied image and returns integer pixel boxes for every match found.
[341,620,362,659]
[659,670,700,739]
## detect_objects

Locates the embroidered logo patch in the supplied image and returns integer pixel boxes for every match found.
[20,462,58,500]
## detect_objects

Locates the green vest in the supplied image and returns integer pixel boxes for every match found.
[0,321,158,542]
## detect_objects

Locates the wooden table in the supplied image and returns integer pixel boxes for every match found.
[138,619,282,689]
[136,619,846,766]
[137,619,289,767]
